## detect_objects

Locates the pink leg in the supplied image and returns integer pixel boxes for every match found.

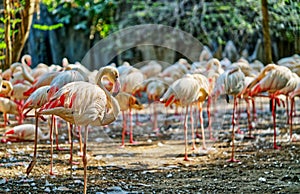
[129,108,135,144]
[69,124,79,166]
[246,99,254,139]
[120,111,126,148]
[290,97,294,141]
[183,106,190,161]
[228,96,240,162]
[50,115,55,175]
[135,110,142,126]
[207,96,214,140]
[199,103,207,150]
[252,98,257,122]
[195,109,201,138]
[78,126,83,156]
[272,96,280,149]
[26,110,39,175]
[55,118,66,151]
[83,126,89,194]
[153,103,159,131]
[286,96,289,125]
[190,106,197,150]
[236,98,242,134]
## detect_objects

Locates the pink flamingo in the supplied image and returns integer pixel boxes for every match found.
[38,66,120,194]
[245,64,294,149]
[0,97,22,127]
[115,92,143,147]
[1,124,49,143]
[160,74,208,161]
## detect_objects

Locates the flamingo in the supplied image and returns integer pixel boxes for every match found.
[23,71,60,96]
[0,97,22,127]
[37,66,120,194]
[1,124,49,143]
[160,74,207,161]
[115,92,143,147]
[133,78,168,132]
[245,64,294,149]
[212,66,245,162]
[140,60,162,79]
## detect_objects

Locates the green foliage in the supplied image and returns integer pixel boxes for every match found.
[42,0,117,39]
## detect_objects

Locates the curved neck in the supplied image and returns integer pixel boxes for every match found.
[11,62,34,83]
[96,68,120,125]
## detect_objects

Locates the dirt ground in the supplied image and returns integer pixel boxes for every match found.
[0,99,300,193]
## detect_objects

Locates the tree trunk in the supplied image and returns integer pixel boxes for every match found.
[261,0,272,64]
[4,0,12,70]
[12,0,36,63]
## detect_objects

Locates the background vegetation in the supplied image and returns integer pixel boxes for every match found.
[0,0,299,69]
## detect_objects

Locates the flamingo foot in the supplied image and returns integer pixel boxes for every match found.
[49,171,56,176]
[119,144,125,148]
[235,129,244,134]
[274,145,281,150]
[191,145,197,150]
[26,159,37,175]
[135,122,143,126]
[183,156,193,161]
[70,160,80,165]
[77,152,83,157]
[56,146,67,151]
[129,140,138,145]
[227,158,240,163]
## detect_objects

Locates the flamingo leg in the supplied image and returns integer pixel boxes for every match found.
[153,103,158,131]
[246,98,254,139]
[49,115,55,175]
[286,96,289,125]
[207,96,214,140]
[290,97,294,141]
[26,110,39,175]
[129,108,135,144]
[200,103,207,150]
[121,111,126,148]
[272,95,280,149]
[183,106,190,161]
[83,125,89,194]
[191,105,197,150]
[252,98,257,122]
[228,96,240,162]
[78,126,83,156]
[236,98,242,134]
[55,116,65,151]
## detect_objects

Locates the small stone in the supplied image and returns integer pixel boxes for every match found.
[44,187,51,192]
[258,177,266,182]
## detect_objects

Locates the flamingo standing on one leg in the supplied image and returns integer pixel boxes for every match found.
[38,66,121,194]
[212,66,245,162]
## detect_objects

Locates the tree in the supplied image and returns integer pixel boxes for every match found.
[261,0,272,64]
[2,0,39,70]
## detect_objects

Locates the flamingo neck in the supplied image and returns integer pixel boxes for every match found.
[96,68,120,125]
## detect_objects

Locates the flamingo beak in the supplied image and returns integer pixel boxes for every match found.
[112,79,121,96]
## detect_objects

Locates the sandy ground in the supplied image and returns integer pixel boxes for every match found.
[0,98,300,193]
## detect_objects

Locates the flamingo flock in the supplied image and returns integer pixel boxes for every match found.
[1,52,300,193]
